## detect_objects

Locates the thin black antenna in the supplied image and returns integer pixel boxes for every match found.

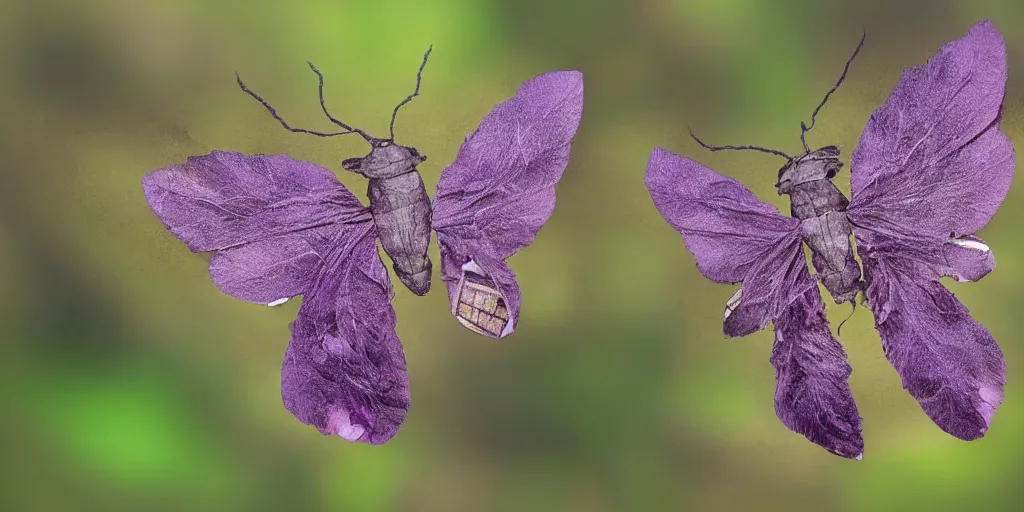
[237,74,363,138]
[800,31,866,152]
[389,45,432,141]
[236,68,375,141]
[689,128,793,160]
[306,62,374,141]
[836,300,857,336]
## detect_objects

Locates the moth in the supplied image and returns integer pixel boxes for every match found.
[645,21,1013,458]
[142,47,585,443]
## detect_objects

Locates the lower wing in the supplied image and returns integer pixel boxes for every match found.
[280,223,411,444]
[852,230,1005,440]
[771,273,864,458]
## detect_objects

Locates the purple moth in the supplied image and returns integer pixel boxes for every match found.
[142,47,585,444]
[646,20,1013,458]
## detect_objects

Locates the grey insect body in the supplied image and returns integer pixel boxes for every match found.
[689,32,869,307]
[776,146,863,304]
[343,141,433,295]
[236,46,435,296]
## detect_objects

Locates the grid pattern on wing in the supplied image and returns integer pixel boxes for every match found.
[454,273,510,337]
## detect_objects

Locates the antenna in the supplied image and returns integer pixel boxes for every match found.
[689,128,793,160]
[800,31,866,152]
[238,46,434,143]
[389,45,433,141]
[236,65,375,141]
[307,62,374,141]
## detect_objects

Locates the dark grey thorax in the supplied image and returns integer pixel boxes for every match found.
[343,140,433,296]
[775,146,863,304]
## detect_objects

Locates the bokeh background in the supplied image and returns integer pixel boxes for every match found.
[2,0,1022,510]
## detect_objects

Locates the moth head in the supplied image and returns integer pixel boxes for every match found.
[777,30,864,194]
[342,138,427,178]
[775,145,844,194]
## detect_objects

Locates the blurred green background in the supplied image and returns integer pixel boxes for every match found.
[1,0,1022,510]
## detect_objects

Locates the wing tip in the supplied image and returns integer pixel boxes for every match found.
[140,168,183,237]
[547,69,583,85]
[645,147,680,177]
[946,423,989,442]
[140,169,161,200]
[810,431,866,460]
[963,19,1005,53]
[915,377,1005,442]
[969,19,999,37]
[649,146,672,159]
[524,69,584,98]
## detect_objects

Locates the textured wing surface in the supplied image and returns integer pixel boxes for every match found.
[280,224,410,444]
[847,21,1012,438]
[432,70,584,338]
[142,151,370,304]
[645,147,810,337]
[771,273,863,459]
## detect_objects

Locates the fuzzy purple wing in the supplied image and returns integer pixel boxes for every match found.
[281,223,410,444]
[849,20,1011,236]
[847,21,1012,438]
[432,70,584,338]
[860,252,1005,440]
[142,151,371,304]
[645,148,811,337]
[771,272,863,459]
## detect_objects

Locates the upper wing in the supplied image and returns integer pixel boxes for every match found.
[431,70,584,338]
[280,223,410,444]
[142,151,371,304]
[849,21,1011,235]
[846,21,1012,438]
[645,148,811,337]
[771,272,863,459]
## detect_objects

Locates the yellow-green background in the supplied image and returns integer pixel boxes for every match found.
[1,0,1021,510]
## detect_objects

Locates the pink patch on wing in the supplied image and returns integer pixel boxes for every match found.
[325,407,366,442]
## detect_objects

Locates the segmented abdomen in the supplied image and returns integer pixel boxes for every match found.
[800,213,862,304]
[368,172,433,295]
[790,180,863,304]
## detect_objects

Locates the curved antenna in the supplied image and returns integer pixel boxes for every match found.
[836,299,858,336]
[306,62,375,141]
[389,45,433,141]
[800,31,866,152]
[689,128,792,160]
[237,74,365,138]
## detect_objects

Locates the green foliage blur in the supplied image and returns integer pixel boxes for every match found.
[1,0,1022,510]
